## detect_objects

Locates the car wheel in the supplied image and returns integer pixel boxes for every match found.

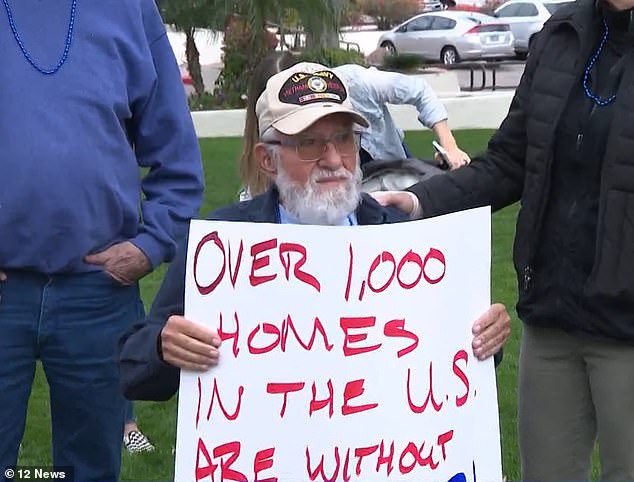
[441,46,458,65]
[381,41,397,55]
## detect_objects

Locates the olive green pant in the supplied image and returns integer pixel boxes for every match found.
[519,324,634,482]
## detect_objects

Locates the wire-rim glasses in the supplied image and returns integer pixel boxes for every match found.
[263,129,362,162]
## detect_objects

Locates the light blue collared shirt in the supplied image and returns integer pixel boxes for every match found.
[333,64,448,161]
[278,204,358,226]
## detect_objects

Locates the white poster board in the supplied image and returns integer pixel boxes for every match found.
[175,207,501,482]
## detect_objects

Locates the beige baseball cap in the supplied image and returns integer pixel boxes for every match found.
[255,62,369,137]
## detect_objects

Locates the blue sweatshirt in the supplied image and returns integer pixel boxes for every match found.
[0,0,204,273]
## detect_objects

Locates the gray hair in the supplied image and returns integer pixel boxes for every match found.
[260,126,280,143]
[260,127,282,163]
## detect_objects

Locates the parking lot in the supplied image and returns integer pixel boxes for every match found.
[188,59,527,98]
[171,28,528,94]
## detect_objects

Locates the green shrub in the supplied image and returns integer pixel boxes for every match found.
[298,47,366,67]
[212,15,278,109]
[187,92,234,112]
[382,53,425,71]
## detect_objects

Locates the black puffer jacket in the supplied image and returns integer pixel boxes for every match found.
[409,0,634,341]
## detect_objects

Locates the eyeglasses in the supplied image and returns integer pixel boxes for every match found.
[263,129,361,162]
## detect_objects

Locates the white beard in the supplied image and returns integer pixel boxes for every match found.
[275,163,362,226]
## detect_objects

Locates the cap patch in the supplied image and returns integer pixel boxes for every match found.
[278,70,348,106]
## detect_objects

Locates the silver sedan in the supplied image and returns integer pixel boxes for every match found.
[493,0,573,57]
[378,11,515,64]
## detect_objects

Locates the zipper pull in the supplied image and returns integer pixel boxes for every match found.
[576,133,584,150]
[523,266,533,291]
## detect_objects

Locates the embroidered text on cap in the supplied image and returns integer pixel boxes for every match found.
[278,70,348,106]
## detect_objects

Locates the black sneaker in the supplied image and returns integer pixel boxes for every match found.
[123,430,155,454]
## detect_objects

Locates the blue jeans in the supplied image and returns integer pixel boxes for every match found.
[125,302,146,427]
[125,401,135,425]
[0,270,143,482]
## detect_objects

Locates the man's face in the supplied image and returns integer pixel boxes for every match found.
[273,113,360,189]
[262,113,362,225]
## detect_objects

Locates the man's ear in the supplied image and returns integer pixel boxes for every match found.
[254,143,277,179]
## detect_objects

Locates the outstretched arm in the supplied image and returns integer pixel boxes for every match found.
[358,66,470,169]
[369,38,545,219]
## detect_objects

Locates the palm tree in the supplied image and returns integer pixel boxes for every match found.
[158,0,224,96]
[300,0,348,49]
[239,0,346,49]
[216,0,348,106]
[159,0,348,104]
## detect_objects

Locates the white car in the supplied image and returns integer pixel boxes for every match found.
[493,0,573,57]
[378,11,515,65]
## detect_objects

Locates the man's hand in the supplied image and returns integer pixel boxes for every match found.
[370,191,421,218]
[160,315,221,371]
[472,303,511,361]
[436,147,471,170]
[0,270,6,282]
[84,241,151,285]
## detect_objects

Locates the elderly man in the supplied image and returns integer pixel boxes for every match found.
[118,63,510,401]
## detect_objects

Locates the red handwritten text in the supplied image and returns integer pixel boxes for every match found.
[305,431,455,481]
[193,233,321,295]
[266,378,378,418]
[344,243,447,302]
[195,439,277,482]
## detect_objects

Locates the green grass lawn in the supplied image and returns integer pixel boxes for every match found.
[18,129,527,481]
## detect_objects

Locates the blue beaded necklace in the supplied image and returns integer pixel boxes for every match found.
[582,17,617,106]
[2,0,77,75]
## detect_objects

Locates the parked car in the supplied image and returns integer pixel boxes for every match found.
[377,11,515,65]
[493,0,573,57]
[420,0,445,12]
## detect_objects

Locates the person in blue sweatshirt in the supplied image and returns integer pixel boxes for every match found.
[0,1,203,480]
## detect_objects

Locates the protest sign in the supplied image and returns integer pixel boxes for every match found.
[175,206,502,482]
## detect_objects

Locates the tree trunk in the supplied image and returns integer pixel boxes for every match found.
[294,30,302,49]
[377,17,391,30]
[185,28,205,96]
[305,21,340,50]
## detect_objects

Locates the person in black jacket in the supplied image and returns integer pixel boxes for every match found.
[118,62,512,406]
[372,0,634,479]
